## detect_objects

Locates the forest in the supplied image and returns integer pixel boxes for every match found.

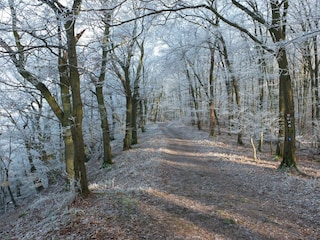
[0,0,320,238]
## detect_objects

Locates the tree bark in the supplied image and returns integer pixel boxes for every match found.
[124,92,133,150]
[186,67,202,130]
[58,29,76,184]
[64,16,89,195]
[132,95,138,145]
[219,34,243,144]
[132,41,145,145]
[96,11,113,166]
[263,0,296,168]
[277,48,296,168]
[139,98,147,132]
[209,44,215,136]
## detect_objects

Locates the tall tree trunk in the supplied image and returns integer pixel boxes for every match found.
[96,85,113,165]
[314,37,320,151]
[186,67,202,130]
[132,96,138,145]
[219,35,243,144]
[139,98,147,132]
[132,41,144,145]
[269,1,296,169]
[110,26,139,150]
[96,11,113,166]
[233,75,243,145]
[277,49,296,168]
[196,87,203,130]
[123,93,133,150]
[110,95,117,140]
[209,100,215,135]
[209,44,215,136]
[65,13,89,195]
[58,26,75,184]
[258,55,265,152]
[276,80,285,157]
[311,36,320,150]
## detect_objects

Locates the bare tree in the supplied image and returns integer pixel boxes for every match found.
[202,0,297,169]
[0,0,89,195]
[110,14,145,150]
[90,8,113,166]
[290,0,320,149]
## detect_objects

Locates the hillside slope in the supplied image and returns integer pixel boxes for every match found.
[1,122,319,239]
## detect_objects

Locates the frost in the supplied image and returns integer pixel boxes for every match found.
[1,122,320,239]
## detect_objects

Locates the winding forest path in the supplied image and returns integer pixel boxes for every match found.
[1,122,319,239]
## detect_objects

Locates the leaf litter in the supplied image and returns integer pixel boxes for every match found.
[0,121,319,239]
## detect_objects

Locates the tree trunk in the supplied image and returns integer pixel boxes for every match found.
[275,84,285,157]
[277,49,296,169]
[5,168,17,207]
[231,63,243,145]
[187,69,202,130]
[131,41,144,144]
[58,30,76,185]
[209,44,215,136]
[123,93,133,150]
[110,95,117,140]
[96,11,113,166]
[196,87,203,130]
[257,45,267,152]
[209,100,215,136]
[62,127,75,182]
[96,85,113,165]
[139,99,147,132]
[310,36,320,150]
[314,37,320,151]
[268,1,296,169]
[65,17,89,196]
[132,92,138,145]
[219,35,243,144]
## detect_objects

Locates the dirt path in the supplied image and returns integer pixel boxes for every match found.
[1,122,319,239]
[142,122,320,239]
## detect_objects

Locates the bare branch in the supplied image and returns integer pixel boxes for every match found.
[231,0,267,26]
[108,4,207,27]
[0,37,64,123]
[204,4,274,53]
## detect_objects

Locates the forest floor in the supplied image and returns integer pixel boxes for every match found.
[1,121,320,239]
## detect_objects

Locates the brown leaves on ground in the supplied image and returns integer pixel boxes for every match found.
[1,122,320,239]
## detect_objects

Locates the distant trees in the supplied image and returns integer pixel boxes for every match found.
[110,2,147,150]
[110,33,145,150]
[0,0,319,205]
[156,0,319,169]
[222,0,296,168]
[184,39,219,135]
[290,0,320,148]
[182,0,305,169]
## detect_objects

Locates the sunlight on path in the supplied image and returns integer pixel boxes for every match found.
[155,122,320,240]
